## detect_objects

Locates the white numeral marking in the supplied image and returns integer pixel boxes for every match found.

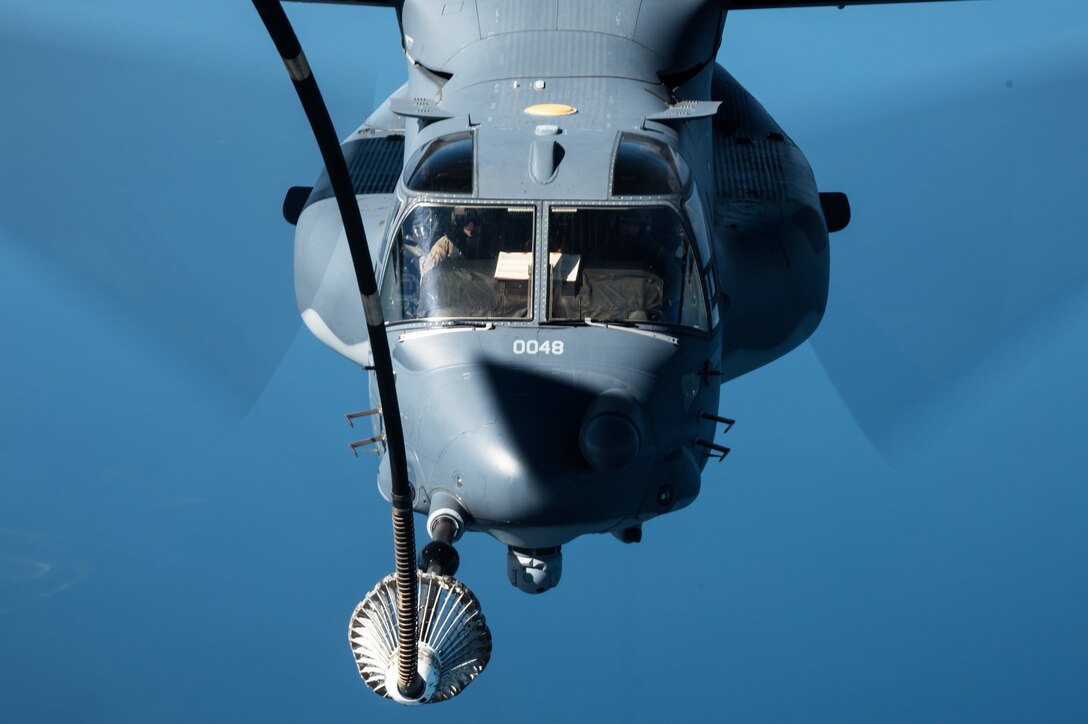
[512,339,564,355]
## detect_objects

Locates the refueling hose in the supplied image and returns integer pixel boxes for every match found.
[251,0,422,700]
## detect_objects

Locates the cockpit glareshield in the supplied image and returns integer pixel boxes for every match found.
[381,204,535,321]
[547,206,708,330]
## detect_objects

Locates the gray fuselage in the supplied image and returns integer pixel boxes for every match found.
[293,0,829,552]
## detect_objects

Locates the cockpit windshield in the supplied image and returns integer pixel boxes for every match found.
[547,206,707,330]
[381,204,535,321]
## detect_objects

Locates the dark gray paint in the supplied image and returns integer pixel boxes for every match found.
[294,0,828,552]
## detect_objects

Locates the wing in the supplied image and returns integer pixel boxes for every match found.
[726,1,974,8]
[281,1,968,7]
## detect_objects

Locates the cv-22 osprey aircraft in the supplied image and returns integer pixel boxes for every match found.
[253,0,968,705]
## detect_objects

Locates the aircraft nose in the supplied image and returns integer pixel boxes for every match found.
[578,388,644,472]
[381,355,695,545]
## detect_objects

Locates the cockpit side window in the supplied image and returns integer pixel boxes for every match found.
[380,204,535,321]
[611,134,683,197]
[546,206,708,330]
[403,132,474,194]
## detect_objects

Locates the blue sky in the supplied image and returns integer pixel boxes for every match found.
[2,1,1087,721]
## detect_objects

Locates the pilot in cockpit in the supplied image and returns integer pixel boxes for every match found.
[420,209,487,277]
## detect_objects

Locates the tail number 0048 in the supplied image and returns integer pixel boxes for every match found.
[512,340,564,355]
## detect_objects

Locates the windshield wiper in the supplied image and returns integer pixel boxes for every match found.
[398,322,495,342]
[541,318,638,328]
[582,318,678,346]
